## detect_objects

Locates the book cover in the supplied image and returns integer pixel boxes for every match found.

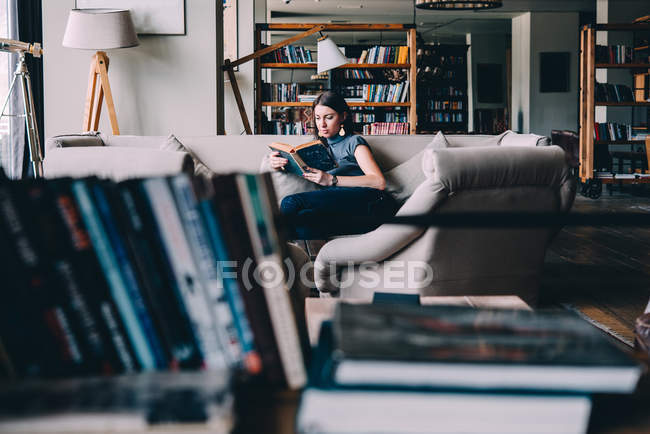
[324,303,642,393]
[269,139,337,175]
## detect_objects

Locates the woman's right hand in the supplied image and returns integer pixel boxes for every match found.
[269,151,288,170]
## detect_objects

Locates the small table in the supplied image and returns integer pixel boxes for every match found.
[305,295,532,346]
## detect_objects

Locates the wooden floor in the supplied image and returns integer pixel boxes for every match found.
[540,186,650,344]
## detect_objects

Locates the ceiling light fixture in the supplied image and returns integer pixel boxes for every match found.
[415,0,502,10]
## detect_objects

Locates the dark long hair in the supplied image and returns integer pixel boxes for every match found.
[311,91,355,139]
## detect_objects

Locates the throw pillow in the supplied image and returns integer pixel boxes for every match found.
[160,134,213,179]
[384,131,449,205]
[260,154,321,205]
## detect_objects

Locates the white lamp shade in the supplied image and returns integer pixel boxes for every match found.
[62,9,139,50]
[317,35,347,74]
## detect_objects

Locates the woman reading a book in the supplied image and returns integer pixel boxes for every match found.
[268,91,397,239]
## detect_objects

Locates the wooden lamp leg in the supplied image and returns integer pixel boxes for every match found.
[83,51,120,135]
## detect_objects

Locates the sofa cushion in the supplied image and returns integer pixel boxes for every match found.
[160,134,213,179]
[44,147,194,181]
[500,130,550,147]
[260,154,321,204]
[384,131,449,205]
[45,131,104,152]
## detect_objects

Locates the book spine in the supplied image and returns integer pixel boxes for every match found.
[71,180,156,371]
[51,182,138,373]
[168,175,243,365]
[197,198,262,374]
[211,175,285,384]
[90,183,168,370]
[117,182,203,370]
[142,178,228,370]
[28,181,117,375]
[237,174,307,389]
[0,182,84,376]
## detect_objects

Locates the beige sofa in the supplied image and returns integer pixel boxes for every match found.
[44,132,572,304]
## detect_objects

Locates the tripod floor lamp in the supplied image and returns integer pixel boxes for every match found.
[63,9,139,135]
[222,25,347,134]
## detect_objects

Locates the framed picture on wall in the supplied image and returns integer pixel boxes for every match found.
[77,0,186,35]
[223,0,238,63]
[477,63,503,103]
[540,52,570,93]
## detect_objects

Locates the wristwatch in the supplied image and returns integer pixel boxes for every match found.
[331,175,338,186]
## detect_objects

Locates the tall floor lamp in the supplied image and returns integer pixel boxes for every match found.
[223,25,347,134]
[62,9,139,135]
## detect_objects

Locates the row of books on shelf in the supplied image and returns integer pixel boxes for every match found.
[342,69,373,79]
[595,82,635,102]
[261,83,301,102]
[362,81,409,103]
[0,171,309,390]
[427,112,464,123]
[421,85,465,97]
[263,120,311,135]
[596,44,636,64]
[352,45,409,64]
[429,100,463,110]
[418,67,457,79]
[261,44,313,64]
[362,122,410,135]
[593,122,633,141]
[296,302,642,433]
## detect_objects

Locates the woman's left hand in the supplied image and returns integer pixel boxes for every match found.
[302,167,334,186]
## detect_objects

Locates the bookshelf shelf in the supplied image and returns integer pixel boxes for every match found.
[598,177,650,184]
[261,101,411,107]
[255,23,417,135]
[595,63,650,69]
[595,101,650,106]
[260,63,411,69]
[595,140,648,145]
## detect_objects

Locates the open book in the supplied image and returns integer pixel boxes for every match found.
[269,139,338,175]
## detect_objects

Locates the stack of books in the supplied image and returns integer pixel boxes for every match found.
[297,303,642,433]
[0,171,310,426]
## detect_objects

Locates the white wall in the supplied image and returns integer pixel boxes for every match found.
[529,12,579,136]
[511,12,579,136]
[511,13,531,133]
[43,0,220,138]
[224,0,256,135]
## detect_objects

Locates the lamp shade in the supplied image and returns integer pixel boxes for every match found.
[317,35,347,74]
[62,9,139,50]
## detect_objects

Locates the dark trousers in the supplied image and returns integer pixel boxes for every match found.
[280,187,398,240]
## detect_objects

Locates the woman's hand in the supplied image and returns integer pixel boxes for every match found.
[302,167,334,186]
[269,151,288,170]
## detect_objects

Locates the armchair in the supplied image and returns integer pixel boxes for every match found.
[314,145,576,305]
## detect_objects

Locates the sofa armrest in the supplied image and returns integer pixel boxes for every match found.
[45,132,104,152]
[314,178,448,294]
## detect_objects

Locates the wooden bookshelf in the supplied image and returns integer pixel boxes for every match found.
[255,23,417,135]
[579,23,650,186]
